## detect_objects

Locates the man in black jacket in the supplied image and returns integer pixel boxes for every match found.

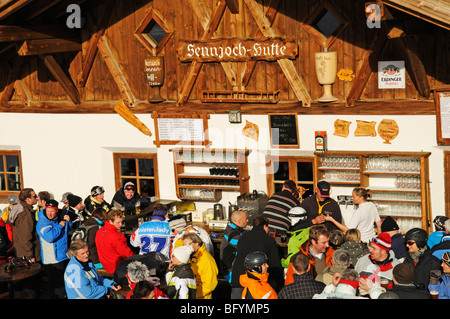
[301,180,341,232]
[230,215,283,299]
[219,210,248,283]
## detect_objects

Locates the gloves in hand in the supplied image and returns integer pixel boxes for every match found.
[429,270,442,285]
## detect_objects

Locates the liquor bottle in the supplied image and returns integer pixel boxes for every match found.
[315,131,327,153]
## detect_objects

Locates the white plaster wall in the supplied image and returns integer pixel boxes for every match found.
[0,112,448,227]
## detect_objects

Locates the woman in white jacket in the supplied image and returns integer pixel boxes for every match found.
[325,187,382,243]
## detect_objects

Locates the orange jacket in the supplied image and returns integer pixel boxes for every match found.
[284,241,334,285]
[240,271,277,299]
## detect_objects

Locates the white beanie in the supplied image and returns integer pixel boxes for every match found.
[172,245,194,264]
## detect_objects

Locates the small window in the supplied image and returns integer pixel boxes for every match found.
[313,10,341,38]
[145,21,166,44]
[266,155,315,202]
[302,1,349,49]
[113,153,159,198]
[0,150,23,196]
[135,8,174,56]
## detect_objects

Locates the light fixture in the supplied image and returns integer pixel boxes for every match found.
[228,110,241,123]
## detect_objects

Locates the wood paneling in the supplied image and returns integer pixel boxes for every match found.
[0,0,448,113]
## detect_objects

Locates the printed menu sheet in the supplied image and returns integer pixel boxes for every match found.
[439,93,450,139]
[157,118,204,142]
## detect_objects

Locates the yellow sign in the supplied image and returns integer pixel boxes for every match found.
[334,119,352,138]
[337,69,355,82]
[354,120,377,137]
[378,119,399,144]
[242,120,259,141]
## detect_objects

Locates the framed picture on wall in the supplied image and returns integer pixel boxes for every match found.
[434,86,450,146]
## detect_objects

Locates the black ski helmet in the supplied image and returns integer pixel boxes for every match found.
[405,228,428,249]
[244,251,268,273]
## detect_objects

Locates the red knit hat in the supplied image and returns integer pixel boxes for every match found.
[372,232,391,251]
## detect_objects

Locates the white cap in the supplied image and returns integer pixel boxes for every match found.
[172,245,194,264]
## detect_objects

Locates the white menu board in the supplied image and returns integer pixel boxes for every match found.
[157,118,204,142]
[439,92,450,139]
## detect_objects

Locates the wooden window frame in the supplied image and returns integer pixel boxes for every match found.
[0,150,23,199]
[301,0,349,49]
[265,155,316,199]
[113,152,160,198]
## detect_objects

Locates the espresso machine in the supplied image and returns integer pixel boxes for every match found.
[236,190,268,226]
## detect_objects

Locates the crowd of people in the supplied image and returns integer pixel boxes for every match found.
[0,179,449,300]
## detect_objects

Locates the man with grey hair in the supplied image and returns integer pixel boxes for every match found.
[316,249,351,285]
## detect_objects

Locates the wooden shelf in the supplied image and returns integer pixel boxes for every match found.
[171,148,251,202]
[315,150,432,233]
[363,171,420,176]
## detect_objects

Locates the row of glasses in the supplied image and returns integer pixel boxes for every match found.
[370,192,421,202]
[179,150,239,163]
[396,218,423,233]
[179,178,239,186]
[322,170,360,182]
[320,156,359,169]
[366,156,420,173]
[395,175,421,189]
[375,202,422,217]
[179,188,215,200]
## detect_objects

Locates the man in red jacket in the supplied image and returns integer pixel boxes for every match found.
[95,209,134,274]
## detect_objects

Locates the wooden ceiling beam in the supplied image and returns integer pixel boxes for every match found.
[17,37,81,55]
[177,0,227,106]
[346,29,387,107]
[0,0,34,21]
[0,25,76,42]
[0,99,435,115]
[77,0,114,87]
[225,0,239,14]
[40,54,81,104]
[244,0,311,107]
[97,35,136,107]
[242,0,280,87]
[0,56,24,106]
[13,80,31,107]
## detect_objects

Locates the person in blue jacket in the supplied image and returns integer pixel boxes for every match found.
[428,251,450,299]
[64,239,121,299]
[36,199,72,299]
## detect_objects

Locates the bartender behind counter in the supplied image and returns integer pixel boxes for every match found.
[262,180,301,235]
[111,182,150,215]
[301,180,342,232]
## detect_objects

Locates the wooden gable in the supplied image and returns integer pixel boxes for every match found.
[0,0,448,115]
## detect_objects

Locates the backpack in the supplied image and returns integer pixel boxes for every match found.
[281,227,310,268]
[71,224,98,242]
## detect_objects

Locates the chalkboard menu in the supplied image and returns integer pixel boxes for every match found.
[269,113,299,148]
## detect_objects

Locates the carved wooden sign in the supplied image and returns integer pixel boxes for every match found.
[354,120,377,136]
[377,119,399,144]
[144,57,164,86]
[177,38,298,62]
[334,119,351,137]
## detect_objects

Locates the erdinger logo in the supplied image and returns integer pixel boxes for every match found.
[382,65,400,76]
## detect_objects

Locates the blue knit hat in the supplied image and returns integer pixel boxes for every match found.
[152,210,167,221]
